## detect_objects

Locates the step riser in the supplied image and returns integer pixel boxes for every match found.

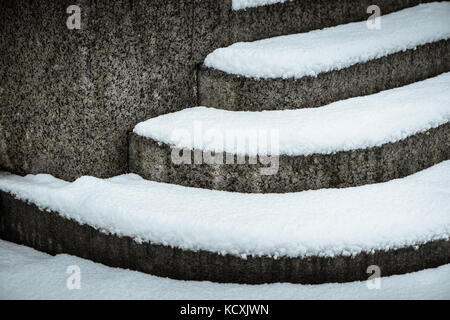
[195,0,436,62]
[199,40,450,111]
[1,191,448,284]
[129,123,449,193]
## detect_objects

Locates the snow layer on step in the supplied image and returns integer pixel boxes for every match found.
[1,162,450,258]
[205,3,450,78]
[232,0,291,10]
[133,73,450,157]
[2,241,449,300]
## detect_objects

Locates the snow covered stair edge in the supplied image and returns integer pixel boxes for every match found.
[232,0,292,11]
[0,161,449,259]
[133,73,450,157]
[205,2,450,79]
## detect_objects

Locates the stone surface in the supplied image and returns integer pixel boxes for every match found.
[199,40,450,111]
[129,123,450,193]
[193,0,435,63]
[0,0,196,181]
[0,0,437,180]
[1,190,449,284]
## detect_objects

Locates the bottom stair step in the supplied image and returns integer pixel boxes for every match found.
[0,161,449,284]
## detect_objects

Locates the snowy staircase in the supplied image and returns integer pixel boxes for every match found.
[200,4,450,111]
[195,0,437,61]
[1,162,450,284]
[130,74,450,193]
[1,1,450,284]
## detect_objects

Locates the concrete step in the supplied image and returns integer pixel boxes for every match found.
[1,161,449,284]
[194,0,436,62]
[199,3,450,110]
[129,74,450,193]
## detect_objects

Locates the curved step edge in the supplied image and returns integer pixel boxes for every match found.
[194,0,436,62]
[1,191,449,284]
[128,122,450,193]
[199,39,450,111]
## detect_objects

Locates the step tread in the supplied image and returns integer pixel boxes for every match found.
[1,161,449,259]
[204,2,450,79]
[134,73,450,156]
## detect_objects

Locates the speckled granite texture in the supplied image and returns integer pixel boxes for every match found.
[199,40,450,111]
[0,0,196,181]
[129,123,450,193]
[0,0,437,180]
[2,191,449,284]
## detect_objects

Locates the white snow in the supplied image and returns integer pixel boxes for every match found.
[0,161,449,258]
[232,0,291,11]
[133,73,450,157]
[205,3,450,79]
[1,240,449,300]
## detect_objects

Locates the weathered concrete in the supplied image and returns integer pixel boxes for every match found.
[129,123,450,193]
[199,40,450,111]
[1,191,449,284]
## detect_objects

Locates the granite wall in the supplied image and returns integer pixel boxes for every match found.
[0,0,435,180]
[0,0,196,180]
